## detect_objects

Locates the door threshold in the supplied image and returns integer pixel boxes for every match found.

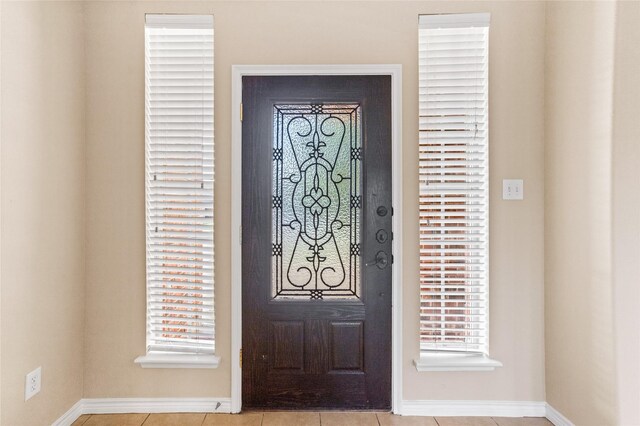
[240,408,392,412]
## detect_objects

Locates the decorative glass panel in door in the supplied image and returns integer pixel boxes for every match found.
[272,104,361,300]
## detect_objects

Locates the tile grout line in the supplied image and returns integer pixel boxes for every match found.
[434,417,441,426]
[490,417,500,426]
[375,412,381,426]
[139,413,151,426]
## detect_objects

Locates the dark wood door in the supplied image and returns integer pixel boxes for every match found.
[242,76,391,410]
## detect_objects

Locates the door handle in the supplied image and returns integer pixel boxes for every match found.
[365,251,389,269]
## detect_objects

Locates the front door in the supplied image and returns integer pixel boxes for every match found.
[242,75,392,410]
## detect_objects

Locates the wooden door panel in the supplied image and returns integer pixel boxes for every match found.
[242,75,391,410]
[270,321,305,371]
[330,321,364,372]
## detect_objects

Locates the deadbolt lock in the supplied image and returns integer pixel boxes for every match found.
[376,229,389,243]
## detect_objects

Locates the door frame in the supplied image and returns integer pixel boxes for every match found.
[230,65,403,413]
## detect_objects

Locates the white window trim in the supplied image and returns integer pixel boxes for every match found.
[414,352,502,372]
[135,353,220,369]
[419,12,490,29]
[145,13,213,29]
[415,12,500,371]
[138,13,218,368]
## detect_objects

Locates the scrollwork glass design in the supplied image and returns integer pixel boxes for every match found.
[272,104,361,300]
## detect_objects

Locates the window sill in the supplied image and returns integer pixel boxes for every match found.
[413,352,502,372]
[135,353,221,369]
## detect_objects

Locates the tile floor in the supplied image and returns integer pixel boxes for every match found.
[70,412,553,426]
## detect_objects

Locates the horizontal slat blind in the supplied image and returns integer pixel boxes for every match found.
[418,13,490,354]
[145,15,215,355]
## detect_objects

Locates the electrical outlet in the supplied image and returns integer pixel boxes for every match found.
[25,367,41,401]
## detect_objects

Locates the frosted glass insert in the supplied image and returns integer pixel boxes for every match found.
[272,104,361,300]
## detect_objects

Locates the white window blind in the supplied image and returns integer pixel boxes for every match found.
[144,14,214,355]
[418,13,490,354]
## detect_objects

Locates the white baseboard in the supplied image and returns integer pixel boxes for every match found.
[546,403,575,426]
[82,397,231,414]
[400,400,547,417]
[52,398,231,426]
[54,398,572,426]
[52,400,83,426]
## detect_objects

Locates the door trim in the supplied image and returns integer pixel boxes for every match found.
[230,65,403,413]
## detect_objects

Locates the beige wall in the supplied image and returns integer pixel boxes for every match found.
[612,1,640,424]
[0,2,86,425]
[84,1,546,402]
[544,2,618,425]
[0,0,3,420]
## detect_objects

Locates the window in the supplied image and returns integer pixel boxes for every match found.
[415,13,500,371]
[135,14,217,368]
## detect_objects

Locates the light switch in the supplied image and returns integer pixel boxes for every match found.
[503,179,524,200]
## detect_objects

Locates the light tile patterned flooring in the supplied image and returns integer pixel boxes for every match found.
[70,412,553,426]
